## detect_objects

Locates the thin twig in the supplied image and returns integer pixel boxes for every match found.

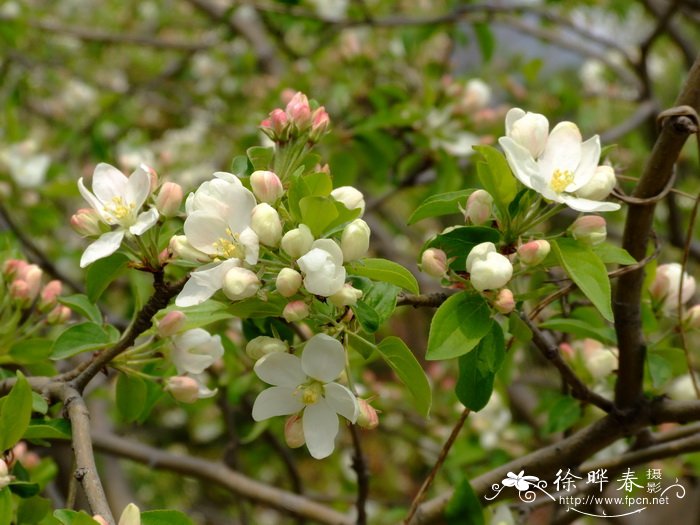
[349,424,369,525]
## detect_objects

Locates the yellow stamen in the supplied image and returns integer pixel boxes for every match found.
[301,382,323,405]
[550,169,574,194]
[106,196,135,221]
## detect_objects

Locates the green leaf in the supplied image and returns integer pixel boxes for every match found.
[53,510,102,525]
[8,339,52,364]
[592,243,637,265]
[23,419,71,440]
[474,145,518,216]
[349,278,399,329]
[299,196,339,237]
[552,239,613,321]
[246,146,273,171]
[228,295,286,318]
[0,372,33,451]
[445,478,484,525]
[141,510,194,525]
[230,155,249,176]
[116,374,147,423]
[301,172,332,196]
[31,393,48,415]
[426,293,491,360]
[648,352,673,389]
[508,313,532,343]
[347,332,376,359]
[425,226,500,270]
[86,253,129,302]
[17,496,51,524]
[0,488,11,525]
[455,322,505,411]
[543,396,581,434]
[347,258,419,295]
[538,318,616,346]
[407,190,473,224]
[8,481,39,498]
[376,337,431,417]
[58,294,102,324]
[352,301,381,333]
[473,22,495,63]
[50,322,115,360]
[161,300,234,330]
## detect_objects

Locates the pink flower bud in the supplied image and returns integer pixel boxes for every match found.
[283,301,309,322]
[92,517,109,525]
[284,414,305,448]
[11,442,40,469]
[570,215,606,245]
[39,280,62,311]
[250,170,284,203]
[47,305,71,324]
[158,311,187,337]
[464,190,493,225]
[650,263,697,313]
[141,163,159,193]
[222,267,260,301]
[70,208,102,237]
[357,399,379,429]
[10,280,30,305]
[685,305,700,330]
[261,108,289,141]
[23,265,43,301]
[494,288,515,314]
[166,376,201,403]
[276,268,302,298]
[2,259,28,278]
[517,240,550,266]
[155,182,183,217]
[309,106,330,142]
[421,248,448,278]
[285,92,312,129]
[0,459,11,489]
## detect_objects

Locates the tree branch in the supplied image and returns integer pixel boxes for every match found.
[349,424,369,525]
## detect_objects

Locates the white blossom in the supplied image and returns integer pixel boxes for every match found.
[171,328,224,375]
[297,239,346,296]
[466,242,513,291]
[252,333,358,459]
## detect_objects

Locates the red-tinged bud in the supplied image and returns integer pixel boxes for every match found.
[158,311,186,337]
[494,288,515,314]
[23,265,43,301]
[47,305,71,324]
[463,190,493,225]
[3,259,28,279]
[570,215,606,245]
[309,106,330,142]
[155,182,183,217]
[70,208,102,237]
[39,280,62,311]
[357,399,379,429]
[166,376,200,404]
[250,170,284,203]
[283,301,309,322]
[421,248,448,278]
[517,240,551,266]
[284,414,305,448]
[285,92,312,129]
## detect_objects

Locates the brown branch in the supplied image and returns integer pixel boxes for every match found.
[396,292,452,308]
[349,424,369,525]
[614,57,700,411]
[91,431,354,525]
[522,315,614,413]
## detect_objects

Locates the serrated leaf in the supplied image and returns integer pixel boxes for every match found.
[376,337,431,417]
[86,253,129,302]
[58,294,102,324]
[427,293,491,360]
[23,419,71,440]
[0,372,33,451]
[141,510,194,525]
[552,239,613,321]
[50,322,115,360]
[425,226,500,270]
[455,321,505,411]
[347,258,419,295]
[407,190,473,224]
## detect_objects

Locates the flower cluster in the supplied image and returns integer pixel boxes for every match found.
[260,92,330,144]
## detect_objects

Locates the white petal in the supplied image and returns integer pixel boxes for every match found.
[252,386,303,420]
[213,171,243,185]
[324,383,358,422]
[118,503,140,525]
[504,107,526,136]
[78,177,106,215]
[126,166,152,209]
[568,134,600,192]
[538,122,582,182]
[239,227,259,265]
[184,212,232,255]
[498,137,539,190]
[561,195,620,212]
[171,329,224,374]
[254,352,306,387]
[303,400,339,459]
[92,163,129,203]
[175,259,239,307]
[312,239,343,265]
[80,230,125,267]
[301,334,346,383]
[129,207,159,235]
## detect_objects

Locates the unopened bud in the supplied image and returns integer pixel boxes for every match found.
[276,268,302,297]
[2,259,28,279]
[309,107,330,142]
[10,280,30,305]
[47,305,71,324]
[70,208,102,237]
[250,170,284,203]
[284,414,305,448]
[166,376,200,403]
[281,224,314,259]
[283,301,310,322]
[246,336,288,360]
[285,92,312,129]
[261,108,290,141]
[158,311,186,337]
[517,240,550,266]
[329,284,363,307]
[155,182,183,217]
[331,186,365,216]
[685,305,700,330]
[461,79,491,112]
[570,215,606,245]
[92,517,109,525]
[22,265,42,301]
[357,398,379,429]
[251,203,282,247]
[464,190,493,225]
[421,248,448,278]
[0,459,11,489]
[39,280,62,311]
[576,165,616,201]
[222,267,260,301]
[169,235,210,263]
[494,288,515,314]
[466,242,513,291]
[340,219,370,262]
[650,263,697,313]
